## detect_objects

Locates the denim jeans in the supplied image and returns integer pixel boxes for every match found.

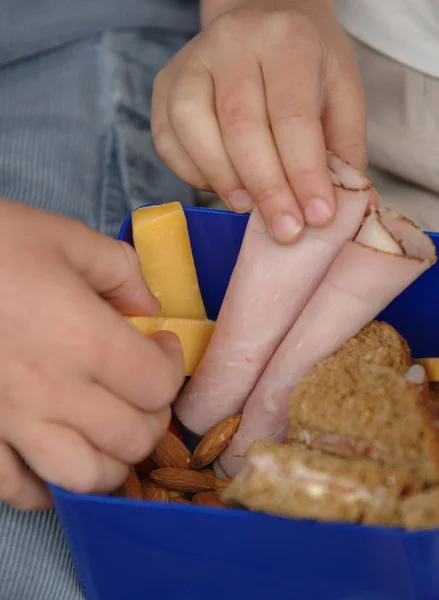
[0,28,194,600]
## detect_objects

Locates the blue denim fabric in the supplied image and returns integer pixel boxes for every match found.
[0,0,199,67]
[0,28,194,600]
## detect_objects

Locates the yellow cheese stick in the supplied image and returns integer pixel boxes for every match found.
[132,203,206,320]
[127,316,215,376]
[415,358,439,382]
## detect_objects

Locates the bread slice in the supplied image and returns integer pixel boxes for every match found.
[287,354,439,484]
[400,487,439,530]
[223,441,418,526]
[336,321,411,373]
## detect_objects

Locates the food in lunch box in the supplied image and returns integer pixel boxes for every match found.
[218,207,437,477]
[150,429,192,470]
[132,202,206,320]
[129,202,216,376]
[223,441,419,527]
[126,316,214,376]
[121,197,439,529]
[116,411,237,505]
[190,414,241,469]
[222,322,439,529]
[175,152,372,437]
[286,326,439,484]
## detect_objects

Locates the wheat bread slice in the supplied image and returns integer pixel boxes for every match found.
[287,355,439,484]
[336,321,411,373]
[223,441,418,526]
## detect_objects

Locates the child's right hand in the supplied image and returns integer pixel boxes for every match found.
[153,0,369,244]
[0,200,185,510]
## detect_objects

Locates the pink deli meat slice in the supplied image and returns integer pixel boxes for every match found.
[220,207,437,476]
[174,153,371,435]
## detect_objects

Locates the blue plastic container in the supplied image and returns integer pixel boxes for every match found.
[52,206,439,600]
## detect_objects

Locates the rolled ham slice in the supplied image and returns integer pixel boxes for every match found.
[174,152,371,435]
[220,207,437,476]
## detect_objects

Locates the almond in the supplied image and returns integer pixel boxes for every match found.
[193,491,227,508]
[200,469,217,484]
[151,430,192,469]
[191,414,241,469]
[143,483,169,503]
[150,468,216,493]
[118,465,143,500]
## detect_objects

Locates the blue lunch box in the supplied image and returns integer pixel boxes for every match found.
[51,206,439,600]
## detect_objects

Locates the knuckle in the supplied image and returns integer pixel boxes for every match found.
[211,10,253,42]
[274,11,318,42]
[153,127,176,161]
[272,102,310,127]
[168,89,198,129]
[219,93,257,138]
[251,180,286,206]
[288,166,320,189]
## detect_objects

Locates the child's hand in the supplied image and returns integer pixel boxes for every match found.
[152,0,367,244]
[0,200,185,510]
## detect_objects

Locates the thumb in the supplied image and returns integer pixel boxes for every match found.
[64,226,160,316]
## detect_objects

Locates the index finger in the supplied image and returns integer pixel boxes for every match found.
[214,55,305,244]
[261,41,336,228]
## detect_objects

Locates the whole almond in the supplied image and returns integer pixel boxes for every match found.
[150,468,216,493]
[193,491,227,508]
[200,469,217,484]
[143,483,169,503]
[191,414,241,469]
[151,430,192,470]
[117,465,143,500]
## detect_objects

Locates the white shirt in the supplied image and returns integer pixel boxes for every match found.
[335,0,439,79]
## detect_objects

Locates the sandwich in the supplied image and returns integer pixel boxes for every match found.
[223,321,439,529]
[286,323,439,485]
[223,440,418,527]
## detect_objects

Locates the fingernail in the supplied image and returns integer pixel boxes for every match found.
[304,198,332,226]
[228,190,253,213]
[271,214,302,244]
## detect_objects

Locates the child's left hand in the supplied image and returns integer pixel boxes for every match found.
[152,0,368,245]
